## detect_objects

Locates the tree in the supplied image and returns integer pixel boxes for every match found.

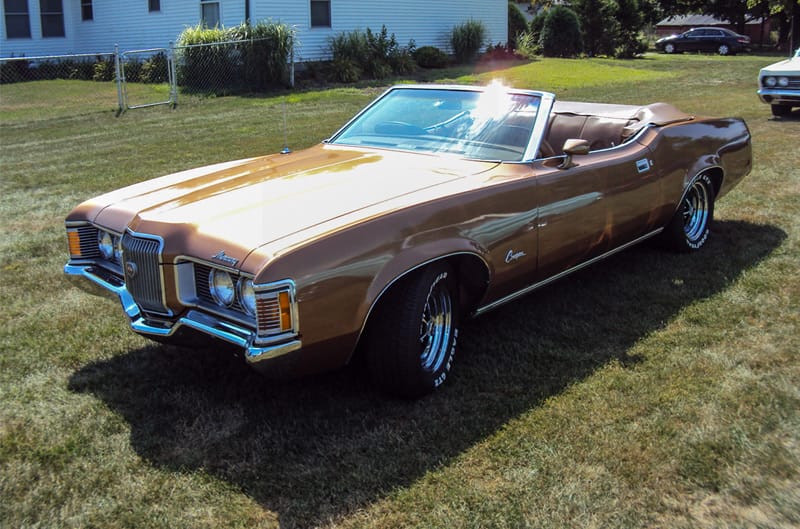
[540,5,583,57]
[571,0,621,56]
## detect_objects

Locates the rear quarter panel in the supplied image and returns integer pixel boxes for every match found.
[638,117,752,213]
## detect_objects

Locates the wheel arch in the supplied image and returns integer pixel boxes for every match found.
[352,249,491,359]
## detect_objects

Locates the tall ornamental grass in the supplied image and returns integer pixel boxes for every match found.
[177,21,295,94]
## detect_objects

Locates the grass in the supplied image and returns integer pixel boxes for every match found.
[1,54,798,529]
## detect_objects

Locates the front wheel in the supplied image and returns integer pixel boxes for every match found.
[718,44,730,55]
[366,263,459,398]
[661,173,716,252]
[664,43,676,54]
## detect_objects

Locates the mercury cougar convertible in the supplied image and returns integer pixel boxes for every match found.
[65,83,752,397]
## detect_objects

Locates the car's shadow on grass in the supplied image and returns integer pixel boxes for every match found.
[68,220,785,529]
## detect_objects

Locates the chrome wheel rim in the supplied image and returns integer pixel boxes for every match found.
[682,180,710,242]
[419,283,453,373]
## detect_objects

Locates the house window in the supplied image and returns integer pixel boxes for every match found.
[310,0,330,28]
[148,0,160,12]
[81,0,92,21]
[39,0,64,37]
[3,0,31,38]
[200,0,219,28]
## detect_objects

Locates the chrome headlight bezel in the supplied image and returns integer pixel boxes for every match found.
[764,76,777,87]
[238,277,257,316]
[208,268,236,307]
[778,76,789,87]
[97,230,115,260]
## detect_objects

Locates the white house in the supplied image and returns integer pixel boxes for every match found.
[0,0,508,60]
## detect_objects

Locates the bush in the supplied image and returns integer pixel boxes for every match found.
[122,58,142,83]
[328,25,415,80]
[92,59,115,82]
[514,31,540,59]
[330,57,361,83]
[141,52,169,83]
[540,5,582,58]
[413,46,449,68]
[508,2,528,49]
[481,42,523,61]
[233,20,294,88]
[450,19,486,63]
[0,59,31,84]
[176,20,294,94]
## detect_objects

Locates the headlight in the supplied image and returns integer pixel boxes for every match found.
[238,277,256,316]
[764,76,777,87]
[209,269,235,306]
[97,231,114,260]
[778,76,789,87]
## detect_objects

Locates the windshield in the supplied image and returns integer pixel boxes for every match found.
[330,87,542,162]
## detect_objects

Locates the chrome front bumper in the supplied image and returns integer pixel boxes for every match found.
[757,88,800,106]
[64,263,301,364]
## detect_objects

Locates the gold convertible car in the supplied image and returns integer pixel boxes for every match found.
[65,84,752,397]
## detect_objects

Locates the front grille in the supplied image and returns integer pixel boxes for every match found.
[787,77,800,90]
[121,232,167,315]
[74,225,100,259]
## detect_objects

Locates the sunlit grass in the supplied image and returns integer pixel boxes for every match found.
[1,55,798,529]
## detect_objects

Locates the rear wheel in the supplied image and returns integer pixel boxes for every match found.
[771,104,791,117]
[718,44,730,55]
[366,263,459,398]
[661,173,716,252]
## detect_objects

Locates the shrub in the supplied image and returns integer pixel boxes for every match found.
[413,46,449,68]
[0,58,31,84]
[328,25,415,80]
[481,42,523,61]
[141,52,169,83]
[508,2,528,49]
[122,58,142,83]
[529,11,546,44]
[514,31,539,59]
[450,19,486,63]
[92,59,115,82]
[330,57,361,83]
[176,20,294,94]
[540,5,582,58]
[234,20,294,88]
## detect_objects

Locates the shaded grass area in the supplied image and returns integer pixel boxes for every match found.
[1,54,798,528]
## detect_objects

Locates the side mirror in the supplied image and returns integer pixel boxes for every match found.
[558,138,591,169]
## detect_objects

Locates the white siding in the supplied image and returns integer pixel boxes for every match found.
[255,0,507,62]
[2,0,506,59]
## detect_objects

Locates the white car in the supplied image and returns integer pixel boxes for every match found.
[758,48,800,116]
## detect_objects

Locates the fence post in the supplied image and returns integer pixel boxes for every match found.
[169,41,178,107]
[289,34,295,88]
[114,44,125,113]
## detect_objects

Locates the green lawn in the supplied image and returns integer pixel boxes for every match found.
[1,54,798,529]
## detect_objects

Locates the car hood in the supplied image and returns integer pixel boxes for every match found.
[760,55,800,74]
[83,144,496,266]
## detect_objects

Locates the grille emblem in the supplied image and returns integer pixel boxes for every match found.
[125,261,138,279]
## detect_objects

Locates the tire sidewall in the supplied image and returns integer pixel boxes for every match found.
[667,173,715,252]
[366,262,460,398]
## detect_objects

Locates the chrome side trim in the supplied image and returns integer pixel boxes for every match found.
[473,228,663,317]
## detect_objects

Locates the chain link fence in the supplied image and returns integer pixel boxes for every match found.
[0,37,294,124]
